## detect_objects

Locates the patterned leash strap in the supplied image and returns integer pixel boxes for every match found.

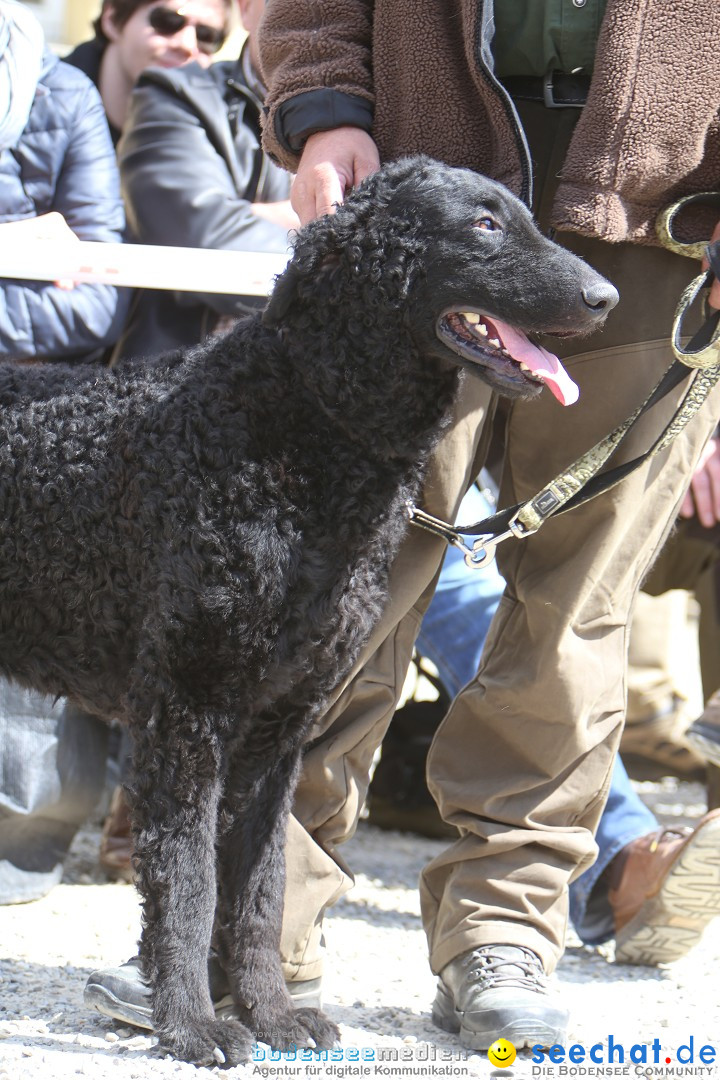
[658,192,720,370]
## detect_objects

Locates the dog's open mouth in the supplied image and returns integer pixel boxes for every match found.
[437,310,579,406]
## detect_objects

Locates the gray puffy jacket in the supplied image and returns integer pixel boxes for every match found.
[0,50,127,362]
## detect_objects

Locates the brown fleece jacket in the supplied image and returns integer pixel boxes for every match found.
[260,0,720,245]
[259,0,528,197]
[554,0,720,243]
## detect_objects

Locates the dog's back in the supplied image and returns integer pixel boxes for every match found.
[0,350,217,716]
[0,325,426,726]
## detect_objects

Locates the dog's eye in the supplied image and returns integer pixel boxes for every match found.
[474,217,498,232]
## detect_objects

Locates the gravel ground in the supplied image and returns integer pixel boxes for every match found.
[2,776,719,1080]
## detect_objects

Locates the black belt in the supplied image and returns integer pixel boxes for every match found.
[501,72,590,108]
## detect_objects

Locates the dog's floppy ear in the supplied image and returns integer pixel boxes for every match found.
[262,263,302,327]
[263,251,342,328]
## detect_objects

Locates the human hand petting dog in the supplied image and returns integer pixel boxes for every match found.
[291,127,380,223]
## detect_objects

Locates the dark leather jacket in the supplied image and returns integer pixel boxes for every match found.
[114,50,292,360]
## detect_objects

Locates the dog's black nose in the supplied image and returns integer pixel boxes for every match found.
[581,280,619,312]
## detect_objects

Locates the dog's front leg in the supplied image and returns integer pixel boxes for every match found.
[128,720,253,1066]
[216,739,339,1054]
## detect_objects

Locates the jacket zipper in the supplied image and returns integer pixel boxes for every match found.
[474,0,533,207]
[226,77,267,202]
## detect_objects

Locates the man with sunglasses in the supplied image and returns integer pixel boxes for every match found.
[110,0,296,357]
[65,0,231,144]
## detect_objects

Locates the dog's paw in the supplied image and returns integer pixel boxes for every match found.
[160,1017,253,1067]
[258,1007,339,1052]
[294,1007,340,1051]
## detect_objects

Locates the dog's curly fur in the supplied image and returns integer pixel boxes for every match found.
[0,157,615,1065]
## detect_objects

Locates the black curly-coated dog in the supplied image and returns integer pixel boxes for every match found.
[0,157,617,1065]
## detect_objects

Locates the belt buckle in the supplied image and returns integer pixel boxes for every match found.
[543,69,584,109]
[543,70,561,108]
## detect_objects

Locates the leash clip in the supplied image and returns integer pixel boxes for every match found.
[405,501,502,569]
[457,533,502,569]
[406,501,536,571]
[460,509,538,569]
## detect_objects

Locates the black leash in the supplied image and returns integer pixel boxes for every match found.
[408,211,720,570]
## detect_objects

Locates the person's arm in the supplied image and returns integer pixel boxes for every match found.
[680,223,720,524]
[249,198,298,230]
[119,66,293,313]
[0,74,128,361]
[705,219,720,310]
[679,438,720,527]
[259,0,379,222]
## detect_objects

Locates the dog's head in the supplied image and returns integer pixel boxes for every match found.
[264,156,618,405]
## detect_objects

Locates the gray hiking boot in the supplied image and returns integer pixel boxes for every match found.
[431,944,569,1051]
[84,954,322,1031]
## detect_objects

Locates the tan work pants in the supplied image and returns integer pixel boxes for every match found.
[421,336,720,974]
[641,519,720,702]
[625,590,696,725]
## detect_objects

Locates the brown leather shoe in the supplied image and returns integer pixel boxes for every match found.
[620,695,706,782]
[609,810,720,965]
[99,786,135,883]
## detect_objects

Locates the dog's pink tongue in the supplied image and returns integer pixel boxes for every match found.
[492,319,579,406]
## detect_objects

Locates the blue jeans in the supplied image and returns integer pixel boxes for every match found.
[416,483,657,945]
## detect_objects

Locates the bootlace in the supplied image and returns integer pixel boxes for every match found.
[464,945,548,993]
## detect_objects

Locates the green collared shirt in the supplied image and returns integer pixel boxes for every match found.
[492,0,607,78]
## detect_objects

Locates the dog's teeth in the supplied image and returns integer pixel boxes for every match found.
[488,337,501,348]
[519,362,531,372]
[478,323,488,336]
[212,1047,226,1065]
[463,312,480,325]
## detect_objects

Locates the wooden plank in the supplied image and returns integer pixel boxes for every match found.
[0,238,289,296]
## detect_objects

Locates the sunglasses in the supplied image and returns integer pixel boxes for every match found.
[147,6,226,54]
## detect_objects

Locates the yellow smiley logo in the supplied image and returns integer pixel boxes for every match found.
[488,1038,517,1068]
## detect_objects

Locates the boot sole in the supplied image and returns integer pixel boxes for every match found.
[686,726,720,769]
[615,812,720,966]
[84,981,153,1030]
[214,978,323,1018]
[431,980,567,1051]
[85,977,323,1032]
